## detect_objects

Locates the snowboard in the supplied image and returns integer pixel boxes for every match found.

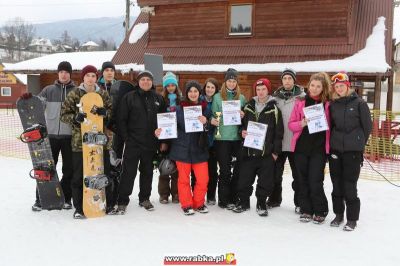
[80,92,107,218]
[17,96,65,210]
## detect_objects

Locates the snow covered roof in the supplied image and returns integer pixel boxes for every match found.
[3,51,116,73]
[81,41,99,47]
[129,23,148,44]
[29,38,52,47]
[116,17,390,74]
[1,63,27,85]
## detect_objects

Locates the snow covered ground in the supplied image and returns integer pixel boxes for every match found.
[1,156,399,266]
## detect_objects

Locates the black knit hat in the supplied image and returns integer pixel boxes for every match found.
[224,68,239,81]
[185,80,202,98]
[137,70,154,81]
[281,68,296,81]
[101,61,115,73]
[57,61,72,75]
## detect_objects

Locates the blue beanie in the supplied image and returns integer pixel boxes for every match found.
[163,72,178,88]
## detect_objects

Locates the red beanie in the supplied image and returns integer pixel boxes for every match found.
[253,78,272,94]
[81,65,98,81]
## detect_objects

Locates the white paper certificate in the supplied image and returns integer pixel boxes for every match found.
[303,103,329,134]
[222,100,241,126]
[243,121,268,151]
[157,112,177,139]
[183,106,203,133]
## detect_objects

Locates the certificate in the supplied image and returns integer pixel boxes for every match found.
[183,106,203,133]
[243,121,268,151]
[303,103,329,134]
[157,112,177,139]
[222,100,241,126]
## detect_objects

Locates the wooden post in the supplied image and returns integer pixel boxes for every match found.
[373,75,382,110]
[386,72,394,111]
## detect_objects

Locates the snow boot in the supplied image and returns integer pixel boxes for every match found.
[330,214,344,227]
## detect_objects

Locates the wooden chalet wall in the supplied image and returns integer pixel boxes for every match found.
[146,0,353,45]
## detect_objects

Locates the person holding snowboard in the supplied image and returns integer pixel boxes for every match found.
[328,72,372,231]
[61,65,112,219]
[21,61,76,211]
[116,70,166,214]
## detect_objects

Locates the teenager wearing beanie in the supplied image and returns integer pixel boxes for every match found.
[60,65,112,219]
[158,71,182,204]
[289,72,331,224]
[156,80,211,215]
[269,68,305,213]
[328,72,372,231]
[233,78,283,216]
[25,61,75,212]
[116,69,166,214]
[98,61,116,94]
[210,68,246,210]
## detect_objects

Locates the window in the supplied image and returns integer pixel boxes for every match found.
[229,4,252,36]
[1,87,11,97]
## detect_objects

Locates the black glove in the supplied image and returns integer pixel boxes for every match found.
[75,112,87,123]
[20,92,32,100]
[91,106,107,117]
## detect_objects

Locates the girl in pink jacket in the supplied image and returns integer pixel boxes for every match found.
[288,72,331,224]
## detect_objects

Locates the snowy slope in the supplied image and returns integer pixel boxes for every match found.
[0,156,399,266]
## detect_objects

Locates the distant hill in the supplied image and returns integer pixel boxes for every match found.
[33,16,136,46]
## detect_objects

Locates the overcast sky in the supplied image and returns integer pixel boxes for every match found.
[0,0,399,42]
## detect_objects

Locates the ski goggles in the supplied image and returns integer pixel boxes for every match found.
[331,73,349,83]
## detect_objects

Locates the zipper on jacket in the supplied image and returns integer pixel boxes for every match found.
[57,83,64,136]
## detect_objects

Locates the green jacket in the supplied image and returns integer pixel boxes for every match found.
[60,83,112,152]
[211,91,246,141]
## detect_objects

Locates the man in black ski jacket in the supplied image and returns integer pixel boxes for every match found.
[116,70,166,214]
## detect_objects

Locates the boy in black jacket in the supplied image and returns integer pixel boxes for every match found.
[233,78,284,216]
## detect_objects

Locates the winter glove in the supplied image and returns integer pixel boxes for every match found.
[20,92,32,100]
[75,112,87,123]
[91,106,107,117]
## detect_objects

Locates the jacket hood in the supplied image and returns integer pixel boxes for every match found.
[273,84,304,99]
[78,83,101,93]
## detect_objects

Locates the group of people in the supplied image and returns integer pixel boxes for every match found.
[22,61,372,232]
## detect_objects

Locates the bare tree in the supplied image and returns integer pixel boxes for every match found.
[3,17,35,61]
[60,30,72,46]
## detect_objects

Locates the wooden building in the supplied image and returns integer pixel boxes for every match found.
[0,63,27,108]
[112,0,395,110]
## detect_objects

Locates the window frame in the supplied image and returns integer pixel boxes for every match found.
[227,1,254,38]
[1,87,12,97]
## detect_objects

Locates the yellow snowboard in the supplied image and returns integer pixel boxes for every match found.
[80,92,106,218]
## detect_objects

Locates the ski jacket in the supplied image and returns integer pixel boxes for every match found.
[169,101,211,164]
[241,97,284,157]
[117,86,166,152]
[211,91,246,141]
[60,83,112,152]
[329,92,372,153]
[37,80,75,139]
[272,85,305,152]
[288,98,331,154]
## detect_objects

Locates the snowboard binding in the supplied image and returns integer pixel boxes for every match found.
[84,174,110,190]
[20,124,47,144]
[29,166,55,181]
[82,132,108,145]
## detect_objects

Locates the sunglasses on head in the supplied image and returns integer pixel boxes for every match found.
[331,73,349,83]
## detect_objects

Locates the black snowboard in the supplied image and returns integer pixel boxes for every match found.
[17,96,65,210]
